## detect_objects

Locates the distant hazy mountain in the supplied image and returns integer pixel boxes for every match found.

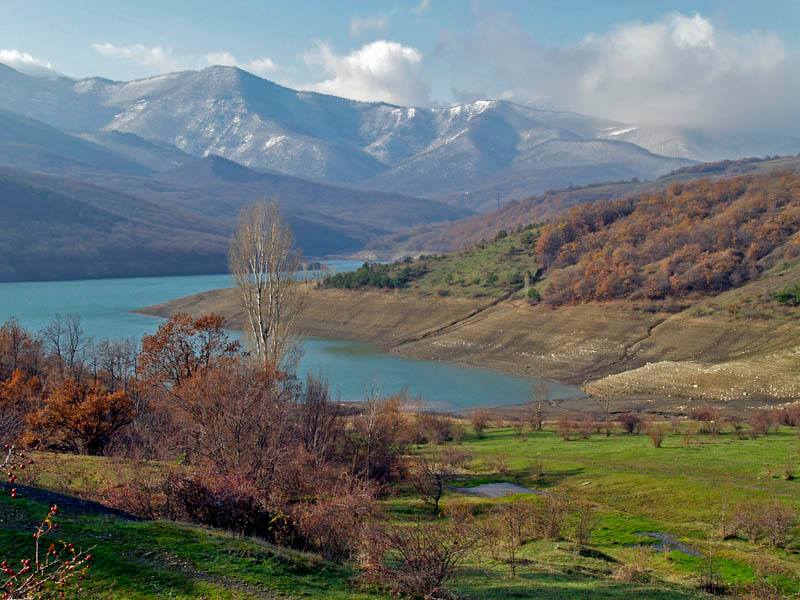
[597,124,800,163]
[98,154,469,254]
[0,160,457,281]
[0,108,470,279]
[369,137,690,210]
[147,154,463,229]
[0,64,698,207]
[0,167,229,282]
[0,109,150,177]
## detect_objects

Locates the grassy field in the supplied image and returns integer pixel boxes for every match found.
[2,424,798,599]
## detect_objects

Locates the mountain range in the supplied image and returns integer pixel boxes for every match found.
[0,62,797,281]
[0,63,698,208]
[0,106,463,281]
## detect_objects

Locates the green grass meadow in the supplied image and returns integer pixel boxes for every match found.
[2,425,798,599]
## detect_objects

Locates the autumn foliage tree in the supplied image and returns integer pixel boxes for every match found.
[0,370,41,442]
[0,319,43,380]
[168,360,296,488]
[138,313,240,390]
[26,379,134,455]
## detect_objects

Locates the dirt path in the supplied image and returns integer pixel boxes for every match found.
[392,291,516,348]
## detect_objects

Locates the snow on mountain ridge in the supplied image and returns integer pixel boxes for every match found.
[0,64,700,201]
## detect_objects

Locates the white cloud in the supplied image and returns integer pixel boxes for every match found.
[349,15,388,38]
[93,43,181,72]
[669,13,714,48]
[246,57,278,75]
[0,49,56,77]
[204,51,238,67]
[412,0,431,16]
[438,11,800,134]
[93,43,278,77]
[204,52,278,75]
[304,40,430,105]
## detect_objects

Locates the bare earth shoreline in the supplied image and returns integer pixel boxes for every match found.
[138,286,800,413]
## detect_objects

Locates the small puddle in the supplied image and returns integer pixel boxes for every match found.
[452,482,545,498]
[636,532,700,556]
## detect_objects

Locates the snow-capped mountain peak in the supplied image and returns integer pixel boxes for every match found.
[0,64,711,205]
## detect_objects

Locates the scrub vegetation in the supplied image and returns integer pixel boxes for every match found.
[3,200,799,599]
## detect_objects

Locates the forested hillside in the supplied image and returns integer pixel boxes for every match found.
[0,168,230,281]
[324,227,539,299]
[366,156,800,258]
[329,171,800,309]
[537,172,800,304]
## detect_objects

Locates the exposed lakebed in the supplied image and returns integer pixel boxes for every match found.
[0,267,581,410]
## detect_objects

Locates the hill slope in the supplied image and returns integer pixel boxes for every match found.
[150,170,800,403]
[0,109,151,177]
[368,156,800,257]
[92,155,469,256]
[0,168,229,281]
[0,109,473,280]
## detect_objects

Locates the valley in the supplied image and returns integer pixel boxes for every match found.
[1,9,800,597]
[145,170,800,408]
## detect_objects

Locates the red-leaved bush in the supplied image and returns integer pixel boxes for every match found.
[294,469,377,561]
[162,470,293,541]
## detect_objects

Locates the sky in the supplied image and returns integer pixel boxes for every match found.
[2,0,799,132]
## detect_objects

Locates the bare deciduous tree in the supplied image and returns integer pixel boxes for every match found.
[412,447,470,514]
[299,372,342,464]
[528,379,549,432]
[362,506,483,599]
[348,387,410,484]
[171,360,296,488]
[42,314,92,380]
[229,201,305,370]
[470,408,490,438]
[570,495,596,548]
[489,498,535,578]
[535,494,568,540]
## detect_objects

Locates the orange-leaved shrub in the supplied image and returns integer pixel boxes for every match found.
[26,379,134,455]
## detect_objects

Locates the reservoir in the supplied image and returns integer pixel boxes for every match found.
[0,264,581,410]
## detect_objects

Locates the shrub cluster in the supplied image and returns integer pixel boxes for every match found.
[535,173,800,304]
[775,283,800,306]
[726,501,798,548]
[0,314,420,563]
[322,262,426,290]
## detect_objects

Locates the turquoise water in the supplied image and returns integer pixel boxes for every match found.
[0,266,581,410]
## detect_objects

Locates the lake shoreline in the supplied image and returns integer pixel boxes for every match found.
[2,271,578,410]
[139,285,800,410]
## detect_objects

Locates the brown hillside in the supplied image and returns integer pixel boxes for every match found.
[363,156,800,259]
[537,172,800,304]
